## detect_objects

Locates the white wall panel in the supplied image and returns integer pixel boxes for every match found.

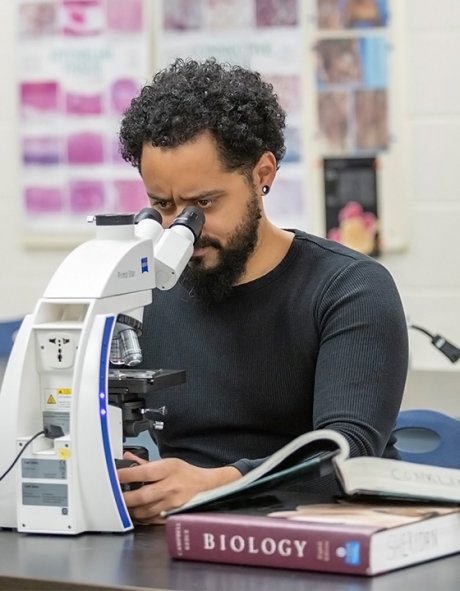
[407,33,460,115]
[382,208,460,289]
[410,121,460,203]
[406,0,460,30]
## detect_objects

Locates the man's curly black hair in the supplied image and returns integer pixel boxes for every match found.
[119,58,286,177]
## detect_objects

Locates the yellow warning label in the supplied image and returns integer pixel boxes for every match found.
[45,388,72,410]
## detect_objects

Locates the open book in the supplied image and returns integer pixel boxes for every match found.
[164,429,460,517]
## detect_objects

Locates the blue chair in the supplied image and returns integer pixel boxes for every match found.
[0,318,23,385]
[394,409,460,469]
[0,318,22,359]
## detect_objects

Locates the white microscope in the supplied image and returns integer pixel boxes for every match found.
[0,206,204,535]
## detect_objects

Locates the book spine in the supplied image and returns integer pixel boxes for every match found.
[371,511,460,573]
[166,515,373,575]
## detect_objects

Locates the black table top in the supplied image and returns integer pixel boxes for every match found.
[1,526,460,591]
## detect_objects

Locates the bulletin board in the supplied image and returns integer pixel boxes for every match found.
[17,0,408,254]
[304,0,409,254]
[16,0,150,248]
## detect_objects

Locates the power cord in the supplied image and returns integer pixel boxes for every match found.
[408,323,460,363]
[0,425,64,483]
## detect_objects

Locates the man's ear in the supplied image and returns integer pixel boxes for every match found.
[253,152,277,193]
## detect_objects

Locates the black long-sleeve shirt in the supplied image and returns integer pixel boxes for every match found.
[138,230,408,478]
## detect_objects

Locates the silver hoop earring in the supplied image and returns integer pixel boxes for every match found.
[262,185,270,195]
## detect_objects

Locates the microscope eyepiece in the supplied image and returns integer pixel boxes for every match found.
[169,206,205,243]
[135,208,163,225]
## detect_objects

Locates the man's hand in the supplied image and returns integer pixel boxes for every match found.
[117,451,242,524]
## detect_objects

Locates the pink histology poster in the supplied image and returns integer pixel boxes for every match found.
[18,0,148,240]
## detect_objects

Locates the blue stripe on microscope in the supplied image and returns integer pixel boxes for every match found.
[99,316,131,529]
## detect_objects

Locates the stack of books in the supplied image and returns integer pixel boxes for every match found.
[164,429,460,576]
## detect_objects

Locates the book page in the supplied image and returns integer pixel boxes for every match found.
[165,429,350,516]
[269,502,456,529]
[334,455,460,504]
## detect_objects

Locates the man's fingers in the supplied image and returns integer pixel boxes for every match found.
[123,450,148,464]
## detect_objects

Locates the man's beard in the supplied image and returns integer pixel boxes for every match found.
[180,191,262,305]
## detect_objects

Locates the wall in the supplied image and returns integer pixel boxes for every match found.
[0,0,459,409]
[380,0,460,410]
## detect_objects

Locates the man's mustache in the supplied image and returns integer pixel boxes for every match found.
[195,236,222,250]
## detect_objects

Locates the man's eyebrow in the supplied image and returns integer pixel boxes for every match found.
[147,190,225,201]
[147,193,170,201]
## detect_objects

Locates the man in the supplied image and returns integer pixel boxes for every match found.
[117,58,408,523]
